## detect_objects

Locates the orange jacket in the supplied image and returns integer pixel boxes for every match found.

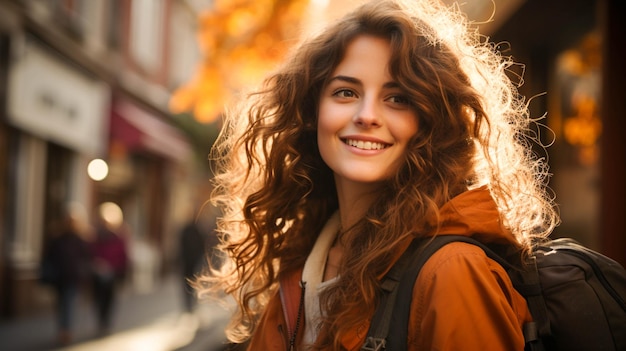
[246,187,532,350]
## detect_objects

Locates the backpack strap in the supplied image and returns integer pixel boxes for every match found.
[364,235,547,351]
[511,255,548,351]
[362,239,423,351]
[364,236,466,350]
[388,235,479,350]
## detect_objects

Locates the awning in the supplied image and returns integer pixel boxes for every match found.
[110,98,191,162]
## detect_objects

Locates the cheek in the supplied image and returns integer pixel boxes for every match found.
[317,100,332,125]
[392,115,419,144]
[316,104,342,165]
[317,103,338,140]
[317,116,333,157]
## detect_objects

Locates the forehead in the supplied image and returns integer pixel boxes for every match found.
[332,35,392,74]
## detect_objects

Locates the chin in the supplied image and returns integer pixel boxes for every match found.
[337,171,394,185]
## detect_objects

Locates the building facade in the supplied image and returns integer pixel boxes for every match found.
[0,0,209,318]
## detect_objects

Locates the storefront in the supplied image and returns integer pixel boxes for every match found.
[1,33,194,316]
[3,34,109,315]
[0,0,201,321]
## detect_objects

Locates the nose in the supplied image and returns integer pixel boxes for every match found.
[353,97,382,128]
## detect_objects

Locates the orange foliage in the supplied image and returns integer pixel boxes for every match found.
[169,0,309,123]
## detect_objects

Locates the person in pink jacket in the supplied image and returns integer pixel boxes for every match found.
[91,202,129,335]
[197,0,559,350]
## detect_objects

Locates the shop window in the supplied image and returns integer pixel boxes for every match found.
[549,31,602,248]
[553,32,602,167]
[130,0,165,73]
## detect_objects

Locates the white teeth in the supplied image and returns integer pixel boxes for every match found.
[345,139,387,150]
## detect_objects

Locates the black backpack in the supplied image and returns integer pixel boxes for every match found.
[362,235,626,351]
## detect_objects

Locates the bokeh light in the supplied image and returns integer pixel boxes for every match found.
[87,158,109,181]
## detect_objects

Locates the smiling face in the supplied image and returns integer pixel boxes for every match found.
[317,35,419,189]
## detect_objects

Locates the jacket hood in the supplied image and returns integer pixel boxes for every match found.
[382,185,519,279]
[436,185,520,247]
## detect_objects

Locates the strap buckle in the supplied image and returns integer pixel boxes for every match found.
[361,337,386,351]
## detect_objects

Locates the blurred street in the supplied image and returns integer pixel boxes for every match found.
[0,274,233,351]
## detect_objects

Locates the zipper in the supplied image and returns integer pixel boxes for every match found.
[279,280,307,351]
[289,281,306,350]
[280,288,294,345]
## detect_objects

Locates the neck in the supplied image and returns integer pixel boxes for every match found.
[334,176,383,230]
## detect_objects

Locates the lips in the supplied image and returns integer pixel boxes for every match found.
[342,138,390,150]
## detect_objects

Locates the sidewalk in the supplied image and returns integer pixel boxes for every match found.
[0,274,233,351]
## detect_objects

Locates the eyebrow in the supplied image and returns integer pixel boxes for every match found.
[327,75,401,89]
[328,75,360,85]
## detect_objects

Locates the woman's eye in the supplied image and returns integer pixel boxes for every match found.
[333,89,356,98]
[388,95,410,105]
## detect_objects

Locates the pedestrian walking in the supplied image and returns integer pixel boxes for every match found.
[179,202,223,313]
[40,202,92,346]
[179,214,206,313]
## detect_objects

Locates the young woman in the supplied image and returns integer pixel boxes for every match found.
[198,0,558,350]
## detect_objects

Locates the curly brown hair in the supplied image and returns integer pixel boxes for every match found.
[199,0,558,348]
